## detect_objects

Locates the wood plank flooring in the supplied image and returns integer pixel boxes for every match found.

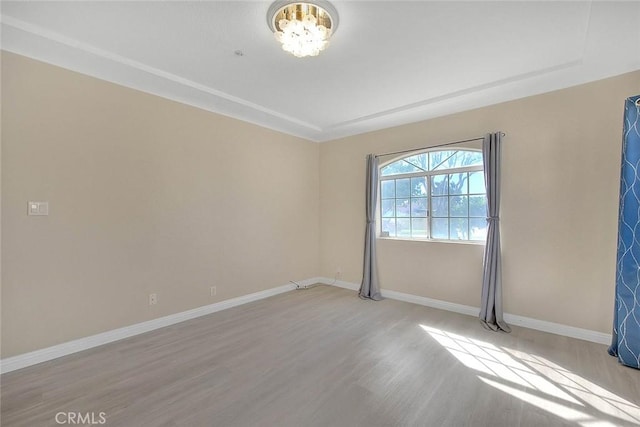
[2,285,639,426]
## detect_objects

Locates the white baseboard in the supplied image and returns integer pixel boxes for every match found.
[323,278,360,291]
[381,289,480,317]
[0,281,304,374]
[2,276,612,374]
[502,313,611,345]
[315,277,612,346]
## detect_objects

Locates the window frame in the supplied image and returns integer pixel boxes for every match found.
[378,148,486,244]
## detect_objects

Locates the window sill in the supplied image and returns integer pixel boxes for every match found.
[376,236,486,246]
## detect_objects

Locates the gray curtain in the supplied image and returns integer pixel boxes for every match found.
[359,154,383,300]
[479,132,511,332]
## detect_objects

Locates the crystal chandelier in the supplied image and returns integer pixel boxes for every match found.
[267,1,339,58]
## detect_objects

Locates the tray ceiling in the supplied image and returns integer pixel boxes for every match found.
[1,1,639,142]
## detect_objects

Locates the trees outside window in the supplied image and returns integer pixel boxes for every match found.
[380,149,487,242]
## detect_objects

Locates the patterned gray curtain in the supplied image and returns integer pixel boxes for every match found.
[359,154,383,300]
[479,132,510,332]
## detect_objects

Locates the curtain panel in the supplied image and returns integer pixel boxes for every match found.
[360,154,383,300]
[479,132,510,332]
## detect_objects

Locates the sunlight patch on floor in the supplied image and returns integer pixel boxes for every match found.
[420,324,640,426]
[478,376,613,426]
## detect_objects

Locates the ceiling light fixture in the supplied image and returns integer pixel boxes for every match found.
[267,0,339,58]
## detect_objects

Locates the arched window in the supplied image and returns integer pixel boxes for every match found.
[379,149,487,242]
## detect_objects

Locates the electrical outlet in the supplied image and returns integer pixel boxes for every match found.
[336,266,342,277]
[210,286,217,297]
[149,293,157,305]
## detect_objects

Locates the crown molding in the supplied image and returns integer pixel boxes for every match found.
[0,15,323,141]
[2,5,638,143]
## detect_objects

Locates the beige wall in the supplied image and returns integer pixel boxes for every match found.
[2,50,639,359]
[1,52,320,357]
[320,70,640,334]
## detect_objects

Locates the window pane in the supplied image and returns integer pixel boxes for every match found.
[381,218,396,237]
[381,180,395,199]
[469,171,485,194]
[469,195,487,217]
[396,199,410,217]
[431,174,448,196]
[429,150,456,170]
[411,198,428,217]
[396,218,411,238]
[431,218,449,239]
[456,151,483,167]
[449,195,468,217]
[396,178,411,198]
[432,150,483,170]
[450,218,469,240]
[404,154,428,171]
[411,177,428,196]
[431,196,448,217]
[381,199,395,218]
[470,218,488,240]
[449,173,468,195]
[411,218,428,238]
[378,149,485,243]
[381,160,421,176]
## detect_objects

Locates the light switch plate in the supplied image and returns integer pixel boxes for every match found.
[28,201,49,216]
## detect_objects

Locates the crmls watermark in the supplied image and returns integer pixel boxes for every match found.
[55,412,107,425]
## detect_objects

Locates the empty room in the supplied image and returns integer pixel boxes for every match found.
[1,1,640,426]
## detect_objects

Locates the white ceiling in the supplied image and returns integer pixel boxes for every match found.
[1,1,639,142]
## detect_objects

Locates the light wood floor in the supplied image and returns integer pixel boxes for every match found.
[2,285,639,427]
